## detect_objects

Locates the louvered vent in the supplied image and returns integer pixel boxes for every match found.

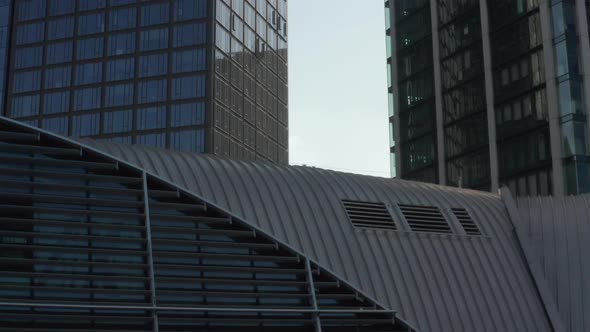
[452,208,481,235]
[342,200,396,230]
[399,204,452,234]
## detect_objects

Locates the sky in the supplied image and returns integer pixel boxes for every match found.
[287,0,391,177]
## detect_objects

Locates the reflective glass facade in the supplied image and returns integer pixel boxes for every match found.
[2,0,288,164]
[213,0,288,163]
[489,0,553,196]
[0,117,414,332]
[386,0,590,196]
[391,0,439,184]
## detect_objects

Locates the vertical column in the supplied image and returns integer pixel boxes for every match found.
[388,2,403,178]
[429,0,446,185]
[0,0,13,116]
[539,0,566,196]
[142,172,160,332]
[576,0,590,157]
[305,259,322,332]
[479,0,500,192]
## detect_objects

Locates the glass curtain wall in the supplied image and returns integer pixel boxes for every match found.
[488,0,553,196]
[438,0,491,190]
[551,0,590,194]
[6,0,208,152]
[394,0,438,183]
[213,0,288,164]
[0,0,11,115]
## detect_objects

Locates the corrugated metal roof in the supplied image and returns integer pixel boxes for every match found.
[79,139,553,332]
[515,194,590,332]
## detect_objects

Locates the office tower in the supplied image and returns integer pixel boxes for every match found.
[386,0,590,196]
[1,0,289,164]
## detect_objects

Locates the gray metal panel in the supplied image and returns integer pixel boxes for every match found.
[79,139,553,332]
[516,194,590,332]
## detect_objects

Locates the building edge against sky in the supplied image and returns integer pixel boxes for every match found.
[0,0,288,164]
[386,0,590,196]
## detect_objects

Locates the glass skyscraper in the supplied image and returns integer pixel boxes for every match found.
[386,0,590,196]
[1,0,288,164]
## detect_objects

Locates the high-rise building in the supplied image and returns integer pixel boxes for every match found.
[386,0,590,196]
[0,0,288,164]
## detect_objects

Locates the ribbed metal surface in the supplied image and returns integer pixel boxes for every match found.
[0,116,415,332]
[516,195,590,332]
[81,139,553,332]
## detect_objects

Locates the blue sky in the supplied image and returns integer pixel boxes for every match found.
[288,0,390,177]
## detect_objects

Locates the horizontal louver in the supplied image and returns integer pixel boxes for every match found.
[452,208,481,235]
[399,204,451,234]
[342,200,396,230]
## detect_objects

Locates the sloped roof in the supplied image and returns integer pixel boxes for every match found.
[515,194,590,332]
[80,139,554,332]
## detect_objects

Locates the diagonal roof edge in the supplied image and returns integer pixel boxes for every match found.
[0,115,421,331]
[499,187,565,332]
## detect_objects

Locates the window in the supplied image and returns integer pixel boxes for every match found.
[172,75,206,100]
[137,106,166,130]
[137,133,165,148]
[76,62,102,85]
[77,37,104,60]
[74,87,101,111]
[16,22,44,45]
[72,113,100,137]
[45,66,71,89]
[16,0,46,22]
[171,129,205,152]
[47,41,73,64]
[13,70,41,93]
[11,95,40,117]
[173,49,207,73]
[174,0,207,21]
[142,3,169,26]
[139,53,168,77]
[42,116,68,135]
[171,102,205,127]
[49,0,74,15]
[79,0,105,11]
[108,32,136,55]
[78,13,105,35]
[43,91,70,114]
[107,58,135,81]
[138,79,167,104]
[103,109,133,134]
[105,84,134,107]
[174,22,207,47]
[15,46,43,69]
[140,28,168,51]
[47,17,75,40]
[109,8,137,31]
[216,24,231,53]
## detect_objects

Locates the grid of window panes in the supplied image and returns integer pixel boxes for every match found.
[213,0,288,164]
[0,0,12,115]
[489,0,554,196]
[394,0,438,184]
[6,0,208,153]
[551,0,590,195]
[438,0,491,191]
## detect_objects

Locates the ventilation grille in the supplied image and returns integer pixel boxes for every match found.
[452,208,481,235]
[399,204,451,234]
[342,200,396,230]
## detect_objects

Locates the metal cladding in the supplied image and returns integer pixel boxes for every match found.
[81,139,555,332]
[0,116,416,332]
[515,194,590,332]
